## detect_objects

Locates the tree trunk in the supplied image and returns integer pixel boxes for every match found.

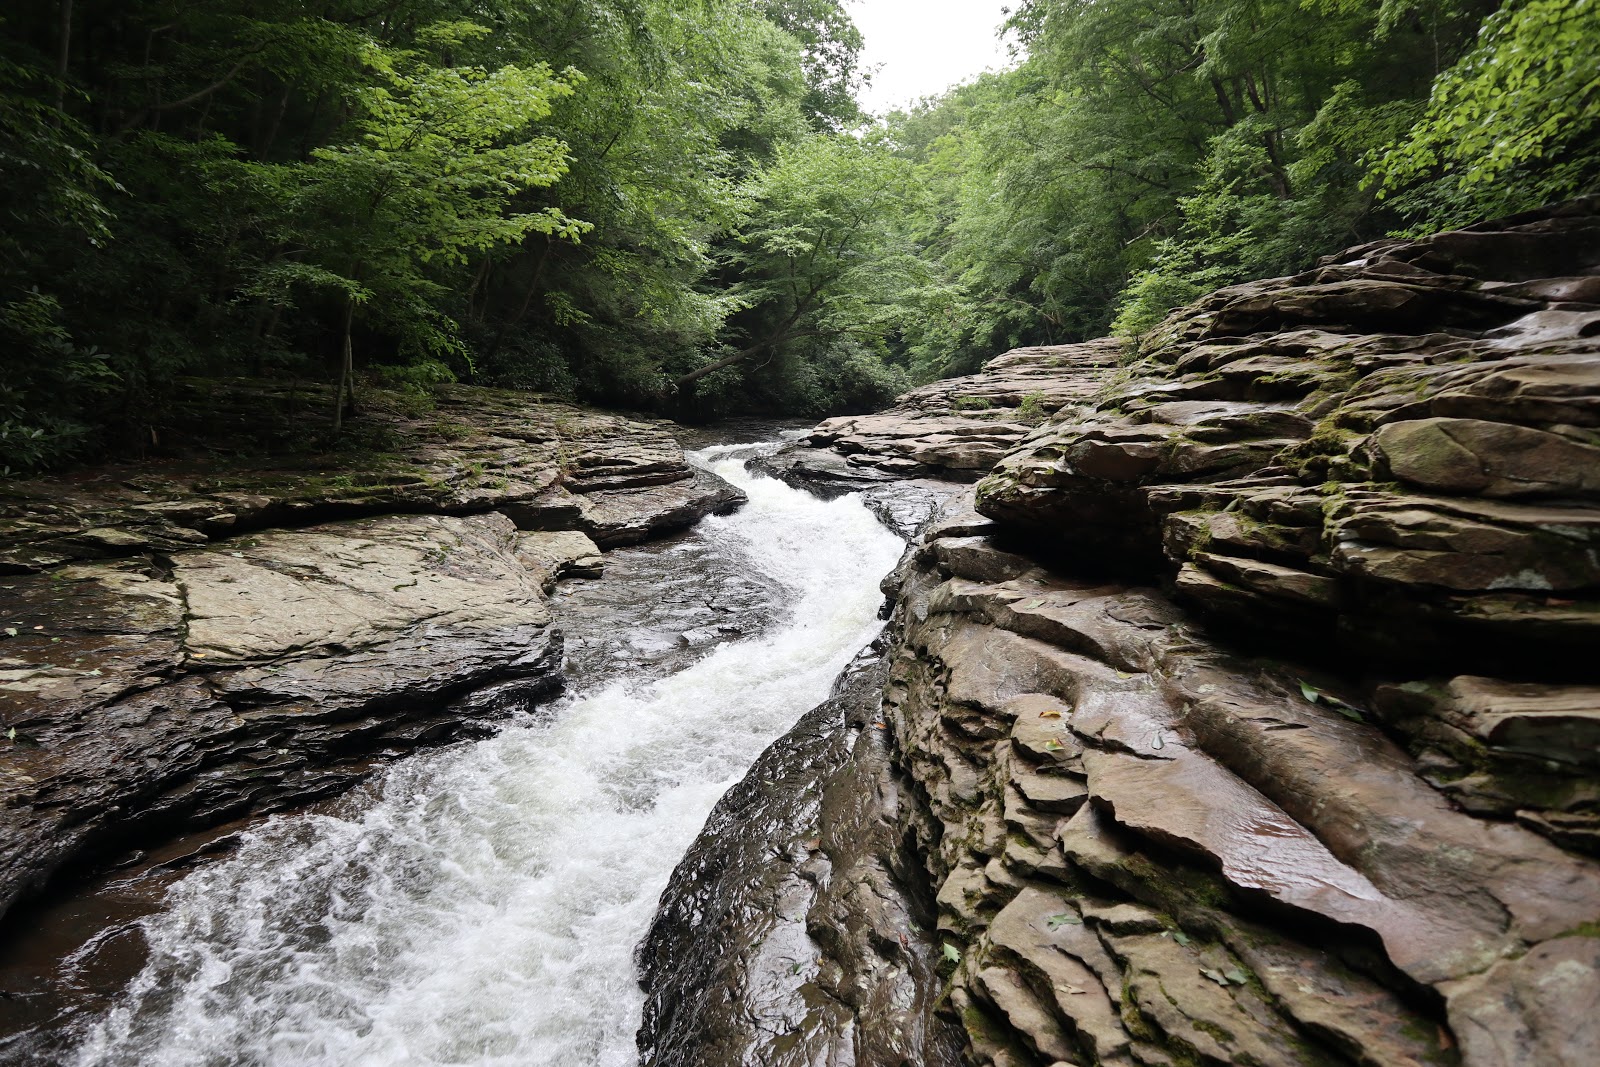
[485,238,554,361]
[332,297,355,433]
[54,0,73,115]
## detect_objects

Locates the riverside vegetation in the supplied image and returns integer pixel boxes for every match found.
[2,0,1596,470]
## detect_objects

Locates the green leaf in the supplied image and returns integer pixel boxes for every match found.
[1173,931,1191,946]
[1332,702,1366,722]
[942,943,962,963]
[1298,681,1321,704]
[1224,968,1249,985]
[1046,913,1082,929]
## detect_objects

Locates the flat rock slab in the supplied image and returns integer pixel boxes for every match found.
[0,384,741,573]
[180,512,550,665]
[0,510,576,919]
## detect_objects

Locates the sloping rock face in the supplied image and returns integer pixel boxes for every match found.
[639,643,966,1067]
[0,391,745,920]
[746,201,1600,1067]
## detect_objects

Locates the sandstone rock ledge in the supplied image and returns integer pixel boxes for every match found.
[694,202,1600,1067]
[761,343,1120,493]
[885,511,1598,1067]
[0,389,744,919]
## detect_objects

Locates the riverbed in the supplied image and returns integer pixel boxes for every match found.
[5,442,903,1067]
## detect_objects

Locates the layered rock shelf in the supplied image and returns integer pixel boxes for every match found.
[760,343,1121,492]
[684,200,1600,1067]
[0,383,741,574]
[0,387,743,920]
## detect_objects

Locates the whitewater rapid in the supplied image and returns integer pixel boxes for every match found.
[68,445,903,1067]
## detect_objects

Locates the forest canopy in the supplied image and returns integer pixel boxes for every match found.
[2,0,1596,469]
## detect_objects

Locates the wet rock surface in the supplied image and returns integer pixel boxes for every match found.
[746,201,1600,1067]
[638,644,966,1067]
[0,512,568,923]
[0,455,795,1060]
[0,393,748,924]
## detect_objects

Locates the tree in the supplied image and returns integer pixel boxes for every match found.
[0,53,119,469]
[1368,0,1600,230]
[753,0,866,128]
[251,24,588,428]
[673,135,917,406]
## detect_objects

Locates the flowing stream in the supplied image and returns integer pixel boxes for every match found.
[63,444,903,1067]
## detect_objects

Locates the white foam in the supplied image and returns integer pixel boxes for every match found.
[70,447,903,1067]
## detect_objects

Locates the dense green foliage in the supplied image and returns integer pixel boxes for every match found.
[2,0,1595,469]
[0,0,885,466]
[878,0,1599,376]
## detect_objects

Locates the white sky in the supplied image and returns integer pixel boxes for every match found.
[851,0,1017,115]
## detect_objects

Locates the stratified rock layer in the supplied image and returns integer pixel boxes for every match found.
[762,344,1120,493]
[741,200,1600,1067]
[973,199,1600,679]
[0,384,742,573]
[885,518,1598,1067]
[0,389,744,920]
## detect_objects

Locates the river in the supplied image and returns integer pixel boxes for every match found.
[53,442,903,1067]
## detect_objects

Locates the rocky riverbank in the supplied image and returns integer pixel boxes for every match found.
[656,199,1600,1066]
[0,386,743,922]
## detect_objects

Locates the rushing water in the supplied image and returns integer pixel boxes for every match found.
[64,445,903,1067]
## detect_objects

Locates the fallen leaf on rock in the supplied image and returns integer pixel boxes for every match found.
[1046,913,1082,929]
